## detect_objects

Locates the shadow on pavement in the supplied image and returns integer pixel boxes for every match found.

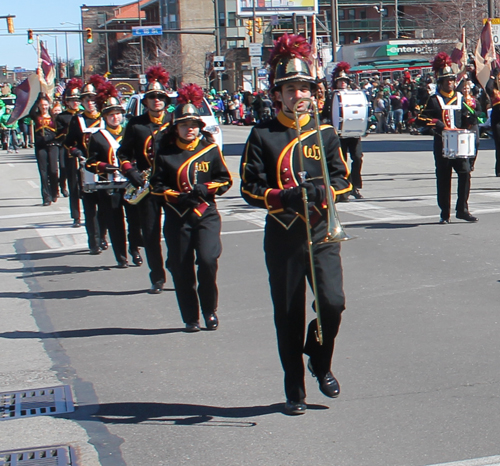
[0,288,173,299]
[66,401,329,425]
[0,327,185,339]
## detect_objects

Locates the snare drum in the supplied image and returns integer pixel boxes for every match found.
[442,129,475,159]
[332,90,369,138]
[82,169,128,192]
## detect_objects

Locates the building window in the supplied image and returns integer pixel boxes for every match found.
[338,9,345,20]
[219,12,225,27]
[348,9,355,20]
[228,12,237,27]
[339,34,346,44]
[360,10,366,19]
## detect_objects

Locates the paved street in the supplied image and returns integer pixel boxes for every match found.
[1,127,500,466]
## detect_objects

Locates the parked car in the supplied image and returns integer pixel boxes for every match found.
[125,92,223,149]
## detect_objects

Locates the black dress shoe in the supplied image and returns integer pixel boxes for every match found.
[89,246,102,255]
[185,322,200,332]
[307,359,340,398]
[148,280,164,294]
[335,193,350,203]
[284,400,307,415]
[129,249,143,266]
[42,201,51,206]
[351,188,364,199]
[72,219,81,228]
[117,260,129,269]
[439,218,450,224]
[204,313,219,330]
[456,212,478,222]
[100,238,108,250]
[62,189,69,197]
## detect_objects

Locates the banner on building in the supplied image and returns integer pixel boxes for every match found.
[236,0,318,17]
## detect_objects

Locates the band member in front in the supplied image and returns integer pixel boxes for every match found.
[64,75,109,254]
[56,78,83,227]
[118,65,171,293]
[30,93,59,206]
[85,82,143,268]
[416,53,477,223]
[322,62,364,200]
[150,83,232,332]
[239,34,352,415]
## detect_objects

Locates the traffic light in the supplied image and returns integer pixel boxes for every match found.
[6,17,14,34]
[256,17,263,34]
[27,29,34,44]
[85,28,93,44]
[245,19,253,37]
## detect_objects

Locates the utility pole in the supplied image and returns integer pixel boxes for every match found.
[214,0,222,91]
[252,0,257,92]
[330,0,338,62]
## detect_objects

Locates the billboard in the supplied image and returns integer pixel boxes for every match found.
[237,0,318,17]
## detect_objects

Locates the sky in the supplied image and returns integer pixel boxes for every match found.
[0,0,121,70]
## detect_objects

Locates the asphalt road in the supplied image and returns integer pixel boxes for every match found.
[1,127,500,466]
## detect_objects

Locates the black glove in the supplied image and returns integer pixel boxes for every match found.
[191,183,209,198]
[177,193,199,209]
[103,164,118,174]
[280,186,305,213]
[300,181,325,205]
[70,147,84,160]
[126,169,144,188]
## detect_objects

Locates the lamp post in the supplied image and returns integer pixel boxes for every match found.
[61,22,82,78]
[213,0,222,91]
[373,3,385,41]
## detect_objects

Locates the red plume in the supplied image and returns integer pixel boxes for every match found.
[432,52,452,73]
[335,61,351,74]
[176,83,204,109]
[268,34,312,68]
[145,65,170,86]
[65,78,83,94]
[95,82,119,112]
[87,74,107,89]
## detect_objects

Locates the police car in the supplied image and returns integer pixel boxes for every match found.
[125,92,223,149]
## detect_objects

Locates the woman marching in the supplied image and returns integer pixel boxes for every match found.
[30,93,59,206]
[150,83,232,332]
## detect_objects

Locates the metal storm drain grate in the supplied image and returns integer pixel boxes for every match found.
[0,445,75,466]
[0,386,74,420]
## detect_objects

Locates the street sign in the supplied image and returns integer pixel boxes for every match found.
[250,57,261,68]
[139,74,147,85]
[249,43,262,57]
[487,18,500,44]
[214,56,225,71]
[132,25,162,36]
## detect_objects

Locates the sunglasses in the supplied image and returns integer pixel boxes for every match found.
[147,93,167,100]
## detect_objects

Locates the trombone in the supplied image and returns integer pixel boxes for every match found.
[293,97,354,345]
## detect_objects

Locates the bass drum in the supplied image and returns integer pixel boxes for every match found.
[332,90,369,138]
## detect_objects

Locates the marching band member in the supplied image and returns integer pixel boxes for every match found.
[322,62,364,200]
[150,83,232,331]
[56,78,83,227]
[239,34,352,415]
[64,75,109,254]
[85,82,143,268]
[416,53,478,223]
[118,66,171,293]
[30,93,59,206]
[50,102,68,199]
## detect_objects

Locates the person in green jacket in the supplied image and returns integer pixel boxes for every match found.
[0,107,19,153]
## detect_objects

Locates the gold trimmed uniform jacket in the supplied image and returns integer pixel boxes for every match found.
[150,136,232,217]
[117,112,170,174]
[85,126,124,180]
[240,111,352,229]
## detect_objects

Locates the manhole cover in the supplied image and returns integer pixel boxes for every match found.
[0,386,74,420]
[0,445,75,465]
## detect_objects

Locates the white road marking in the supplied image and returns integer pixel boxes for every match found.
[8,163,14,167]
[27,180,38,189]
[425,454,500,466]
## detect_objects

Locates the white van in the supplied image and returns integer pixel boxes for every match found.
[125,92,223,149]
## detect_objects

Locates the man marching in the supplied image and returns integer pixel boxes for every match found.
[117,65,171,293]
[240,34,352,415]
[416,52,478,224]
[85,82,143,268]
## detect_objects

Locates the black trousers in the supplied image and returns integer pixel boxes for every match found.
[340,137,363,189]
[434,136,471,219]
[82,190,108,250]
[99,190,143,263]
[163,206,222,325]
[64,151,81,221]
[35,145,59,203]
[57,146,67,192]
[138,194,167,285]
[264,216,345,403]
[491,110,500,175]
